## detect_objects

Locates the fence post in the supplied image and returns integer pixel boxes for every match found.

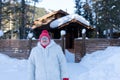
[60,30,66,54]
[0,30,3,39]
[28,38,32,54]
[27,32,33,56]
[75,40,82,63]
[82,29,86,57]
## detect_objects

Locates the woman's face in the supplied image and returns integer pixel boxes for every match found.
[40,36,50,46]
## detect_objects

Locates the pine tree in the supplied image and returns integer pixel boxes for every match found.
[1,0,47,39]
[93,0,120,38]
[0,0,2,29]
[75,0,94,26]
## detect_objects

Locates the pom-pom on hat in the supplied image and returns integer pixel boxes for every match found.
[39,30,50,40]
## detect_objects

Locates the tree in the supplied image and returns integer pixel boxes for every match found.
[1,0,47,39]
[75,0,94,26]
[19,0,26,39]
[93,0,120,38]
[19,0,43,39]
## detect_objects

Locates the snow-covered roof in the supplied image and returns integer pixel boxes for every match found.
[50,14,90,28]
[32,9,68,29]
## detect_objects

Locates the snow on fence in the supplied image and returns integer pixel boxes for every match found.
[0,39,120,62]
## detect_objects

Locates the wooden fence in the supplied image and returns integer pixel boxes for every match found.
[74,39,120,62]
[0,39,61,59]
[0,39,120,62]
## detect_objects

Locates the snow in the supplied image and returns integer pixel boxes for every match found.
[60,30,66,36]
[50,14,90,28]
[0,46,120,80]
[0,30,4,37]
[82,29,86,34]
[27,32,33,39]
[0,54,28,80]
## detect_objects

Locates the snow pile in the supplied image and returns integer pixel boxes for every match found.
[0,54,28,80]
[71,46,120,80]
[0,46,120,80]
[65,49,75,62]
[50,14,90,28]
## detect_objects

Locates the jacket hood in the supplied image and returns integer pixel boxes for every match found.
[37,40,56,49]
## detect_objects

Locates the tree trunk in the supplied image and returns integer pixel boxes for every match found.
[19,0,26,39]
[0,0,2,29]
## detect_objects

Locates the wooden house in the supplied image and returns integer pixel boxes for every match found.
[32,10,94,49]
[32,9,69,38]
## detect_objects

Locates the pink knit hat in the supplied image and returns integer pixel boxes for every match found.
[39,30,50,48]
[39,30,50,40]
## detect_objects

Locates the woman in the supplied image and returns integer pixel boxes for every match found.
[28,30,69,80]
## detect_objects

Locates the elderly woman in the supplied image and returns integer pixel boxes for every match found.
[28,30,69,80]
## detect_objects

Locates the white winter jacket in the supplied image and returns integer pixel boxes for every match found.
[28,40,68,80]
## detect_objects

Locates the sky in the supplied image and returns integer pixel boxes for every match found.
[0,46,120,80]
[35,0,76,14]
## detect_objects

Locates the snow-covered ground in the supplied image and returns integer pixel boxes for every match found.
[0,46,120,80]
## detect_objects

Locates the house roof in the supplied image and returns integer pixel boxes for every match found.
[58,19,94,29]
[50,14,94,29]
[32,9,69,29]
[32,10,94,30]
